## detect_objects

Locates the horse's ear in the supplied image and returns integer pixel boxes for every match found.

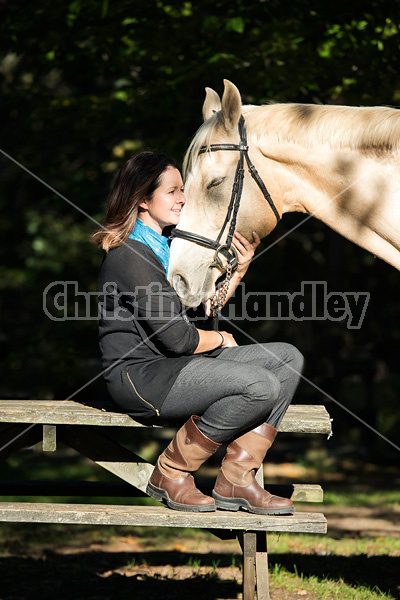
[202,87,221,121]
[221,79,242,132]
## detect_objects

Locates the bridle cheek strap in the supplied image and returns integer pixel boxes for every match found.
[171,115,280,275]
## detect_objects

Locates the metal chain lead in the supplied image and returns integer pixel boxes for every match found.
[211,262,234,317]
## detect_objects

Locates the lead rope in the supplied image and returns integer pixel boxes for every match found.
[211,262,234,331]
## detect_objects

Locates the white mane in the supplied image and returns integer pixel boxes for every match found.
[183,112,221,180]
[245,103,400,155]
[183,103,400,180]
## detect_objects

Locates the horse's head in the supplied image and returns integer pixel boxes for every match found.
[168,80,280,308]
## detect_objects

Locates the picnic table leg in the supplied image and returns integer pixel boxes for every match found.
[255,532,270,600]
[238,530,270,600]
[254,462,270,598]
[238,531,256,600]
[42,425,57,452]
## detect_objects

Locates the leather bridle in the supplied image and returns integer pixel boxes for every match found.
[170,115,280,274]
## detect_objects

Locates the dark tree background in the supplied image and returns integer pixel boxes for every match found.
[1,0,399,458]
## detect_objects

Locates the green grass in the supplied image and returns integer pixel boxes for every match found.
[323,489,400,507]
[271,563,392,599]
[269,532,400,557]
[266,533,400,599]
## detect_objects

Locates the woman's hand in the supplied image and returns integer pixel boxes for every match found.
[219,331,238,347]
[202,230,261,316]
[193,328,238,353]
[203,297,212,317]
[232,230,261,277]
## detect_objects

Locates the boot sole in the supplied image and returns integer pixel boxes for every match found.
[212,491,295,516]
[146,482,216,512]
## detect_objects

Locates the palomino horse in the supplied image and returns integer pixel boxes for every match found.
[168,80,400,307]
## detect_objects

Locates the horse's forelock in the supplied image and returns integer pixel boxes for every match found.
[183,112,221,181]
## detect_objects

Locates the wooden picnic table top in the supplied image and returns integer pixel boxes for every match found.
[0,501,327,533]
[0,400,331,434]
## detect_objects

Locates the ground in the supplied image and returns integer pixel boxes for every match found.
[1,502,399,600]
[1,448,399,599]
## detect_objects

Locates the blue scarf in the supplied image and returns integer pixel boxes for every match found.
[128,218,170,273]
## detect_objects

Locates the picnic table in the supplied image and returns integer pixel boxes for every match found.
[0,399,332,600]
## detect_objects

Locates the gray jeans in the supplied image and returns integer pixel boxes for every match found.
[160,342,304,443]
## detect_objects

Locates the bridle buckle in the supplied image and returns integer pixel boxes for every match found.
[209,244,238,272]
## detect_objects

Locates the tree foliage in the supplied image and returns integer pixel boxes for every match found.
[1,0,400,450]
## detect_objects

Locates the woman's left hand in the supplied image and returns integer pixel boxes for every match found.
[202,230,261,316]
[232,230,261,276]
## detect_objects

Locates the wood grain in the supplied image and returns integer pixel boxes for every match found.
[0,502,328,532]
[0,401,332,434]
[42,425,56,452]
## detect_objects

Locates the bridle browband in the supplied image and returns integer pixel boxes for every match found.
[170,115,280,274]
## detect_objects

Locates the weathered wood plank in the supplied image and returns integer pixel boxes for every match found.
[256,532,269,600]
[42,425,56,452]
[57,425,154,493]
[279,405,332,434]
[0,502,327,532]
[274,483,323,503]
[0,400,143,427]
[241,531,256,600]
[0,401,332,434]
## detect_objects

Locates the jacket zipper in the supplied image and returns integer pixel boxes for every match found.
[126,372,160,417]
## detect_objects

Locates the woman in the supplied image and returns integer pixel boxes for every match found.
[92,151,304,515]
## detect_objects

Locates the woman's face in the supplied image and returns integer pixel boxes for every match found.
[139,167,185,234]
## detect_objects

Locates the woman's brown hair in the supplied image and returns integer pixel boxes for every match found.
[92,151,178,252]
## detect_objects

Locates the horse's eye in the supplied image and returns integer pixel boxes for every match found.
[207,177,225,190]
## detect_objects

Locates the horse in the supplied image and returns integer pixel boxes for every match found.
[168,79,400,308]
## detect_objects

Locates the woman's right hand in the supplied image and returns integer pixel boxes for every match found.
[219,331,238,347]
[194,328,238,353]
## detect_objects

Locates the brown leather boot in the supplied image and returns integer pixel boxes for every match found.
[212,423,294,515]
[146,415,221,512]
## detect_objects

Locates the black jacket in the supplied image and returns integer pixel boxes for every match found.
[98,239,221,420]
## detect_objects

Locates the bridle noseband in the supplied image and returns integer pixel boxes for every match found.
[170,115,280,317]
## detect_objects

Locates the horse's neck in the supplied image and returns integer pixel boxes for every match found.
[254,135,400,215]
[253,134,400,269]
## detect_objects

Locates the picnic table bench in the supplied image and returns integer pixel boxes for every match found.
[0,399,331,600]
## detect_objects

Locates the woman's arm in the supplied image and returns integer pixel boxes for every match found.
[113,243,201,355]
